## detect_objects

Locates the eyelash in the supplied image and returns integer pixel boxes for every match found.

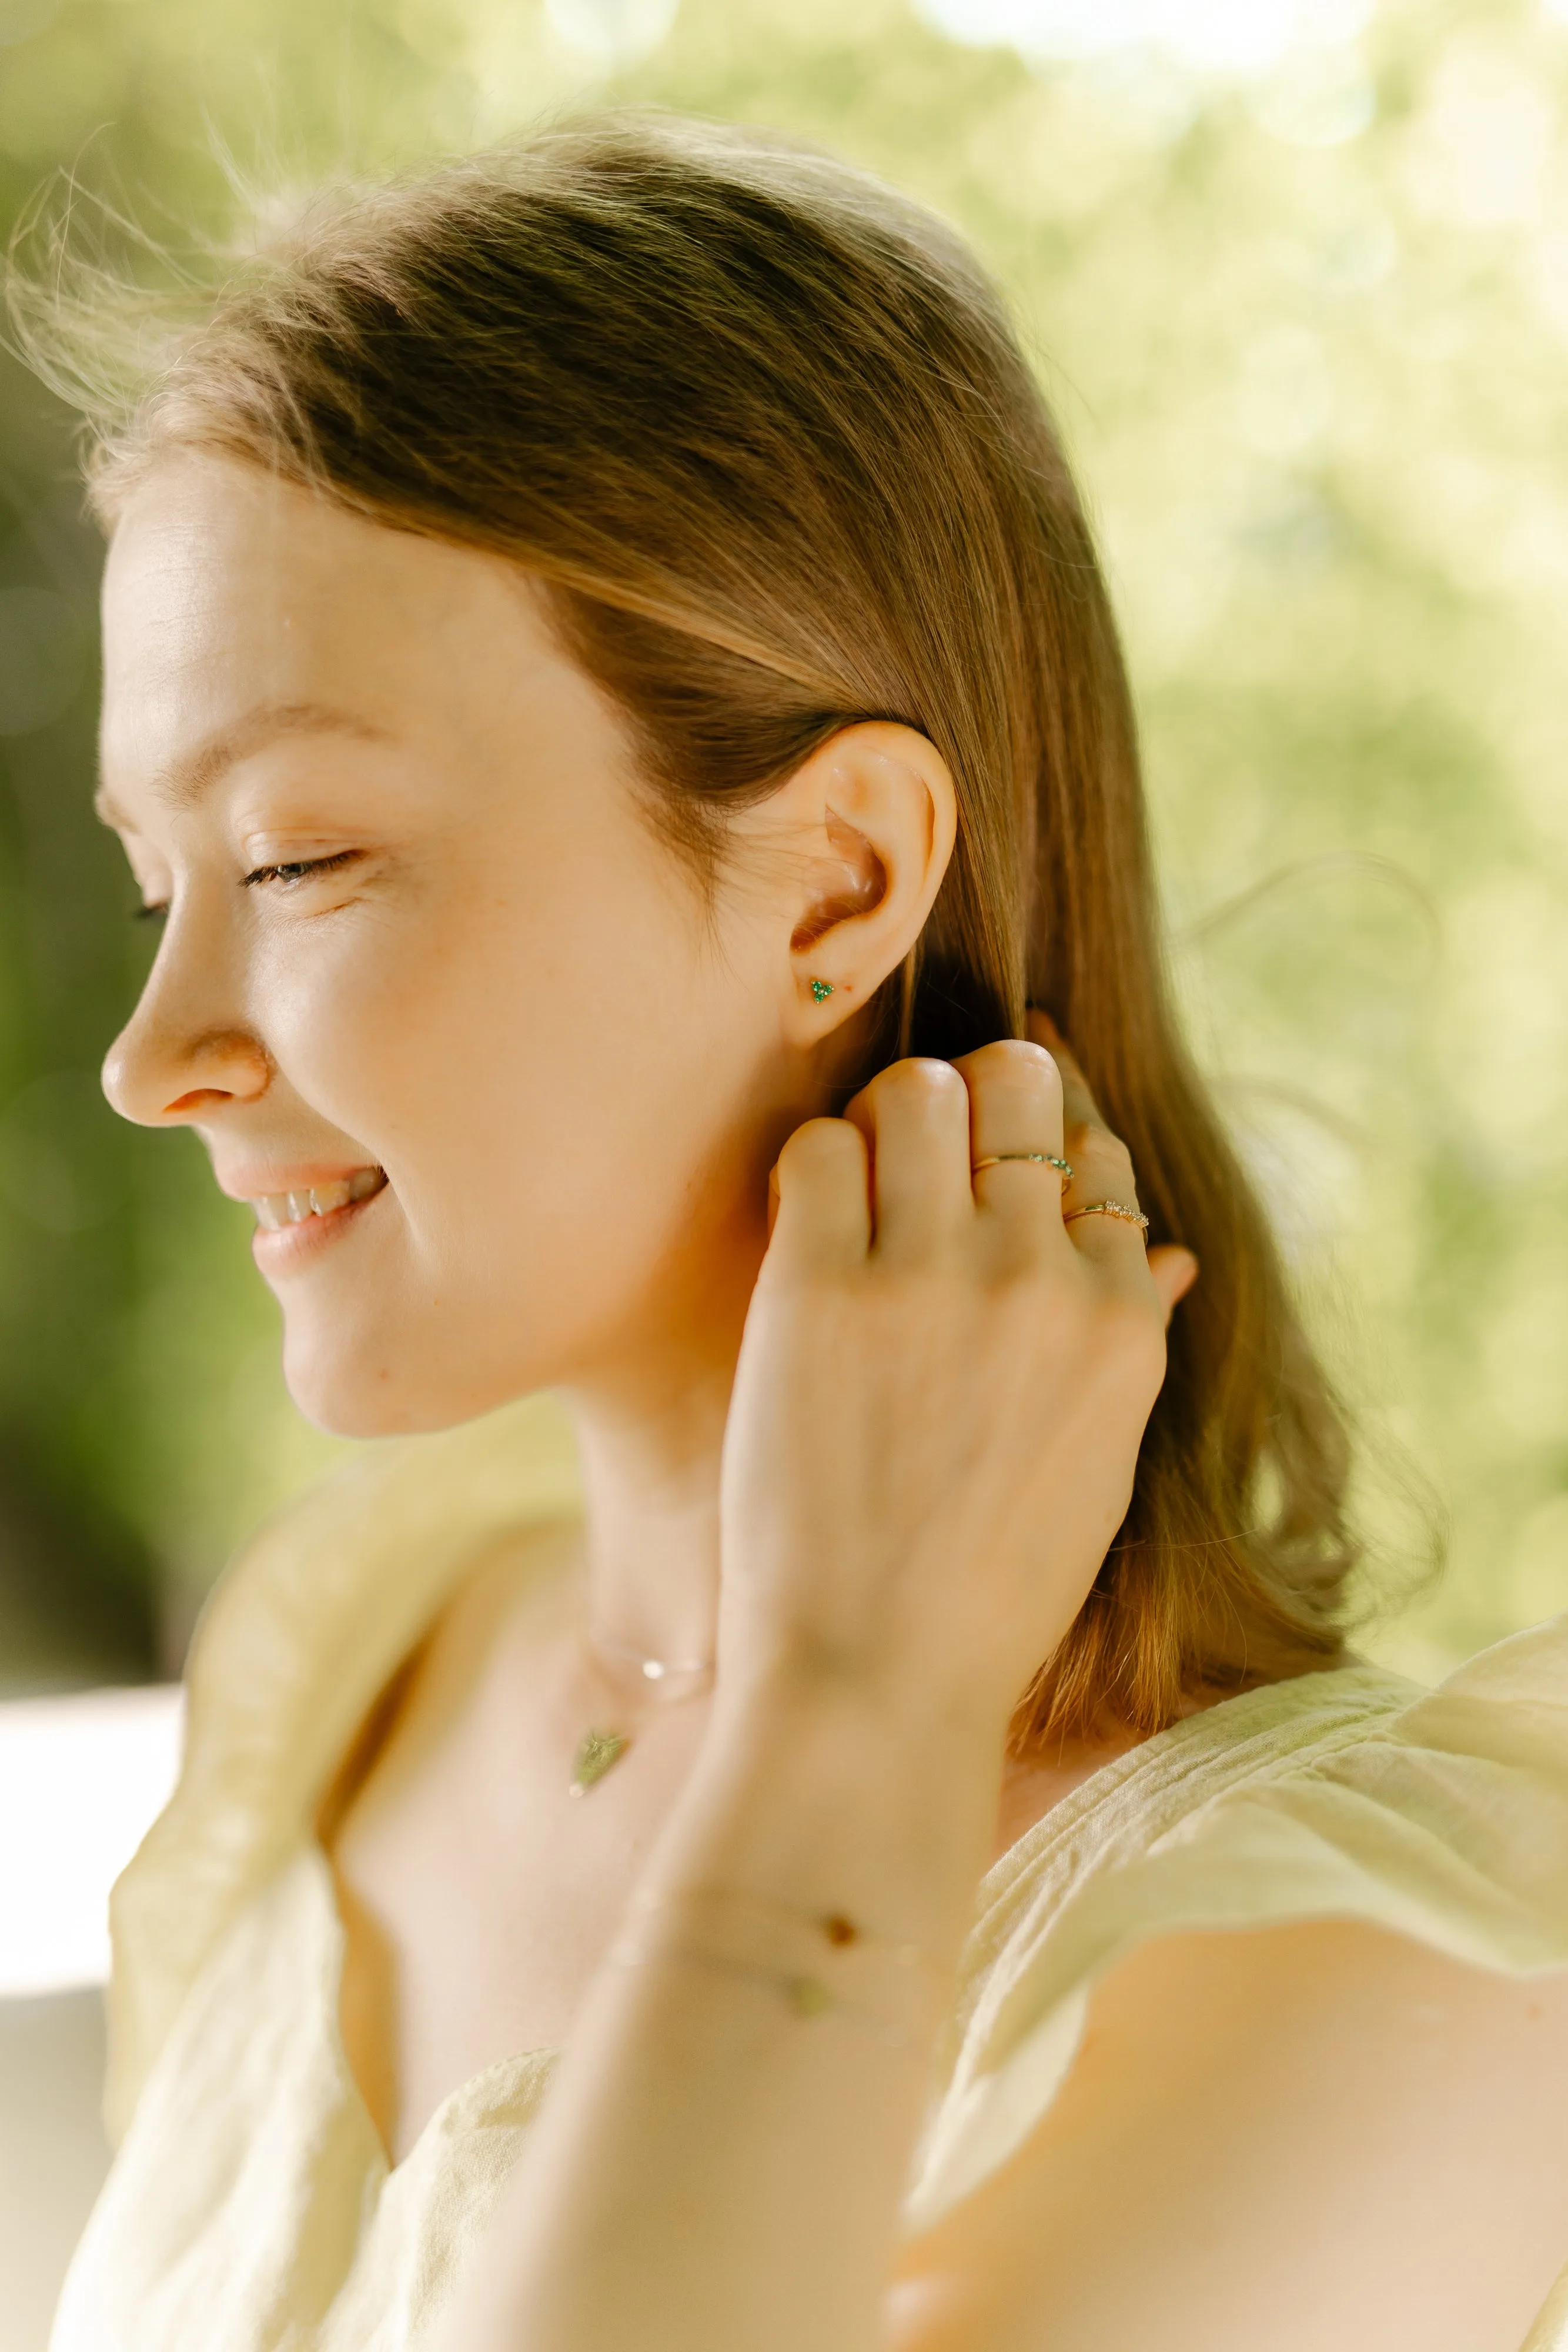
[132,851,362,924]
[243,850,362,891]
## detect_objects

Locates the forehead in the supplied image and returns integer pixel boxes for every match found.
[98,455,556,808]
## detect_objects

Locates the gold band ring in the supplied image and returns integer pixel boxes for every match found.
[971,1152,1073,1181]
[1064,1199,1150,1234]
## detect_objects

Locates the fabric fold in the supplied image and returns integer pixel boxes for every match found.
[63,1391,1568,2349]
[906,1618,1568,2231]
[105,1393,582,2146]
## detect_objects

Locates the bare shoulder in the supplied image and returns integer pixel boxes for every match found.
[888,1919,1568,2352]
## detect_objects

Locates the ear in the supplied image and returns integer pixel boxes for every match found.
[733,720,958,1047]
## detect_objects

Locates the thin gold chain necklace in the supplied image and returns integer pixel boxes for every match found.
[569,1633,715,1796]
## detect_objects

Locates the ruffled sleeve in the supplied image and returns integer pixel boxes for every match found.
[907,1618,1568,2234]
[104,1392,582,2147]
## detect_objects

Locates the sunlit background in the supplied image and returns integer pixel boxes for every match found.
[3,0,1568,2340]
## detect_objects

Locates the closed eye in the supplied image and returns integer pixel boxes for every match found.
[242,851,363,890]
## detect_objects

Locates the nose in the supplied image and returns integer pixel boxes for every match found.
[101,923,272,1128]
[103,1024,272,1125]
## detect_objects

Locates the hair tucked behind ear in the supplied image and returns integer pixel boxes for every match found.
[15,113,1360,1748]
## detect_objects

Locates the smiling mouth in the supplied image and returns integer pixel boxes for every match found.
[250,1167,386,1231]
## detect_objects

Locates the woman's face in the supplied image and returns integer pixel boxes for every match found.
[96,456,842,1435]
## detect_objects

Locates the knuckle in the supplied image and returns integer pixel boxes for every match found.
[1066,1124,1137,1191]
[781,1115,862,1171]
[962,1037,1060,1088]
[873,1055,964,1107]
[1066,1110,1128,1154]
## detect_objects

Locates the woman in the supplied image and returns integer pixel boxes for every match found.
[30,116,1568,2352]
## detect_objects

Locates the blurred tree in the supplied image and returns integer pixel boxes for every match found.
[2,0,1566,1692]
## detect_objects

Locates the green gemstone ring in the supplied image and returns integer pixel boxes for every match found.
[971,1152,1072,1180]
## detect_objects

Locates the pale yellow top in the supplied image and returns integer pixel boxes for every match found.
[49,1396,1568,2351]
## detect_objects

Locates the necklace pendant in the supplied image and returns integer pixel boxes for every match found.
[570,1726,630,1796]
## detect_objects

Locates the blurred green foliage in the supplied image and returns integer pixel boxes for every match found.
[2,0,1566,1691]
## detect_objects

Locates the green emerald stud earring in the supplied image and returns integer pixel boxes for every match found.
[810,978,835,1003]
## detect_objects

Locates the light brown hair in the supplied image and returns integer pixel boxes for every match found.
[20,114,1359,1749]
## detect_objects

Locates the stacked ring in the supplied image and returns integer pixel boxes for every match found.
[971,1152,1073,1181]
[1064,1200,1149,1234]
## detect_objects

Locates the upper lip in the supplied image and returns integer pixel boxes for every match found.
[218,1164,382,1202]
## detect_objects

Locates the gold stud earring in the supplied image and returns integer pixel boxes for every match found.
[810,978,835,1003]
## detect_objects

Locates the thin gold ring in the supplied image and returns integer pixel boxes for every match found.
[1064,1199,1150,1234]
[971,1152,1073,1181]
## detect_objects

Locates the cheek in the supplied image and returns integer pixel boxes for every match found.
[256,853,771,1305]
[258,876,639,1147]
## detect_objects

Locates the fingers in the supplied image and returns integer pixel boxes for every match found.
[954,1037,1065,1168]
[770,1116,871,1271]
[778,1016,1198,1316]
[950,1037,1069,1245]
[1025,1008,1155,1295]
[1148,1244,1199,1327]
[841,1057,973,1258]
[841,1041,1069,1261]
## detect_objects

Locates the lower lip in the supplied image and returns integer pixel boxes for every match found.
[250,1182,387,1275]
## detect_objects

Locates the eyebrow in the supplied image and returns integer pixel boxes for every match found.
[95,701,395,826]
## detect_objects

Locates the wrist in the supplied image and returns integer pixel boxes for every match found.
[609,1882,954,2053]
[712,1635,1014,1766]
[650,1657,1005,1967]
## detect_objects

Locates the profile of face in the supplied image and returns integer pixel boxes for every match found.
[96,457,956,1436]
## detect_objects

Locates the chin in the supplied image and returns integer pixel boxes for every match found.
[279,1314,558,1441]
[282,1338,481,1441]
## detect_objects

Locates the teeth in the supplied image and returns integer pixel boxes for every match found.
[250,1168,384,1231]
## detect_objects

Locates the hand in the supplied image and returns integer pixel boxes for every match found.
[716,1027,1198,1738]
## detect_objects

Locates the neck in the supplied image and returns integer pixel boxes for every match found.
[560,1247,759,1676]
